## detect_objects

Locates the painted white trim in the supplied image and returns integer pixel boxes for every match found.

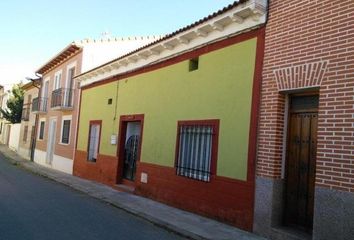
[52,154,73,174]
[46,117,58,165]
[42,78,50,98]
[77,0,267,87]
[53,70,62,90]
[66,61,77,73]
[59,115,72,145]
[38,118,46,140]
[65,61,77,89]
[34,149,47,166]
[18,147,31,160]
[34,149,73,174]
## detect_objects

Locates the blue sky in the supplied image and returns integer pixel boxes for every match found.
[0,0,235,88]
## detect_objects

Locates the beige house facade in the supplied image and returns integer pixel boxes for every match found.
[18,81,40,160]
[0,85,10,145]
[33,37,159,174]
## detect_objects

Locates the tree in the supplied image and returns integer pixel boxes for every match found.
[0,84,24,123]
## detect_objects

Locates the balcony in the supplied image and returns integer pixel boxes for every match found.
[21,107,30,121]
[32,97,48,114]
[51,88,74,111]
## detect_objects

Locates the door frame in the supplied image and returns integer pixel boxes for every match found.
[46,117,57,165]
[116,114,144,185]
[283,92,319,230]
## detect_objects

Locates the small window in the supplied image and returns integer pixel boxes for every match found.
[87,121,102,162]
[23,126,28,142]
[189,57,199,71]
[61,119,71,144]
[39,121,45,140]
[108,98,113,105]
[175,120,219,182]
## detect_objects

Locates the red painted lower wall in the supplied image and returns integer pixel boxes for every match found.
[135,162,255,231]
[73,150,118,186]
[73,150,254,231]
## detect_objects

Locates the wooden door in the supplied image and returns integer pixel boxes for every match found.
[284,95,318,230]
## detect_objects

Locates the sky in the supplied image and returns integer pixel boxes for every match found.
[0,0,235,90]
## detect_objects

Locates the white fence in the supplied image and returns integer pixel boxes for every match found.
[8,123,21,151]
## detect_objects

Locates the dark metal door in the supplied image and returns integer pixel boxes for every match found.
[123,135,139,181]
[284,95,318,230]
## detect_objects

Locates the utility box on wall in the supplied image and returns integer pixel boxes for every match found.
[110,135,117,145]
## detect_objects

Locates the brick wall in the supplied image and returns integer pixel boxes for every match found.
[257,0,354,192]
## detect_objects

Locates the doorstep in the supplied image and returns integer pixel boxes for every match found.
[114,183,135,193]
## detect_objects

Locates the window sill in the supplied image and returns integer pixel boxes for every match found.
[58,142,70,146]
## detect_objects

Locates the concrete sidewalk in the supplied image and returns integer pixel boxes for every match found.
[0,145,266,240]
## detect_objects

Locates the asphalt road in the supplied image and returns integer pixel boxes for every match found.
[0,154,185,240]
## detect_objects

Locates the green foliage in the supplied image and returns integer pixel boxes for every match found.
[0,84,24,123]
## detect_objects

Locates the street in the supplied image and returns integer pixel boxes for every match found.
[0,154,185,240]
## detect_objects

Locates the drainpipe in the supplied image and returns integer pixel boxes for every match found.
[26,74,42,162]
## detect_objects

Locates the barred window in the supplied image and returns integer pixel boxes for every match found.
[176,120,219,182]
[61,119,71,144]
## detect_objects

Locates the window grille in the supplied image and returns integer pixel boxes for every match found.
[176,124,214,182]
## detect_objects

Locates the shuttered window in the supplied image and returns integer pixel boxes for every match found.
[61,120,71,144]
[176,120,219,182]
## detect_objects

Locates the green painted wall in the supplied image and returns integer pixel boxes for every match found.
[78,37,258,181]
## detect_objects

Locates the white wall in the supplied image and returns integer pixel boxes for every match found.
[8,123,21,151]
[34,149,73,174]
[81,36,160,73]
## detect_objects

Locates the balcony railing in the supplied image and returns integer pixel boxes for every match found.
[21,107,30,121]
[32,97,48,113]
[51,88,74,110]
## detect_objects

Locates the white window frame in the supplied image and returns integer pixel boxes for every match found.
[42,77,50,98]
[59,115,72,145]
[53,70,62,90]
[38,118,46,140]
[64,62,77,107]
[65,61,77,89]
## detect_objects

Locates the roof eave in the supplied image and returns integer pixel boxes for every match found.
[36,43,82,75]
[77,0,268,87]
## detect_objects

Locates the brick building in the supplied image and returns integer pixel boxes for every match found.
[254,1,354,239]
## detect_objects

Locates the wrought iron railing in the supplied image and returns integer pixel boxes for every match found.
[51,88,74,109]
[32,97,48,113]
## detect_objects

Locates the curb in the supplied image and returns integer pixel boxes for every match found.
[0,146,266,240]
